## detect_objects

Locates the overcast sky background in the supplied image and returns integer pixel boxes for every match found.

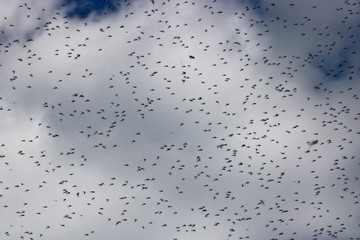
[0,0,359,239]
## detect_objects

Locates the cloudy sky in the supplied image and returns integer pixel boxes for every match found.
[0,0,359,239]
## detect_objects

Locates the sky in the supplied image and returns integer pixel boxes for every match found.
[0,0,359,239]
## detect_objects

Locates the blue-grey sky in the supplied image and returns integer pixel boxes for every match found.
[0,0,359,239]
